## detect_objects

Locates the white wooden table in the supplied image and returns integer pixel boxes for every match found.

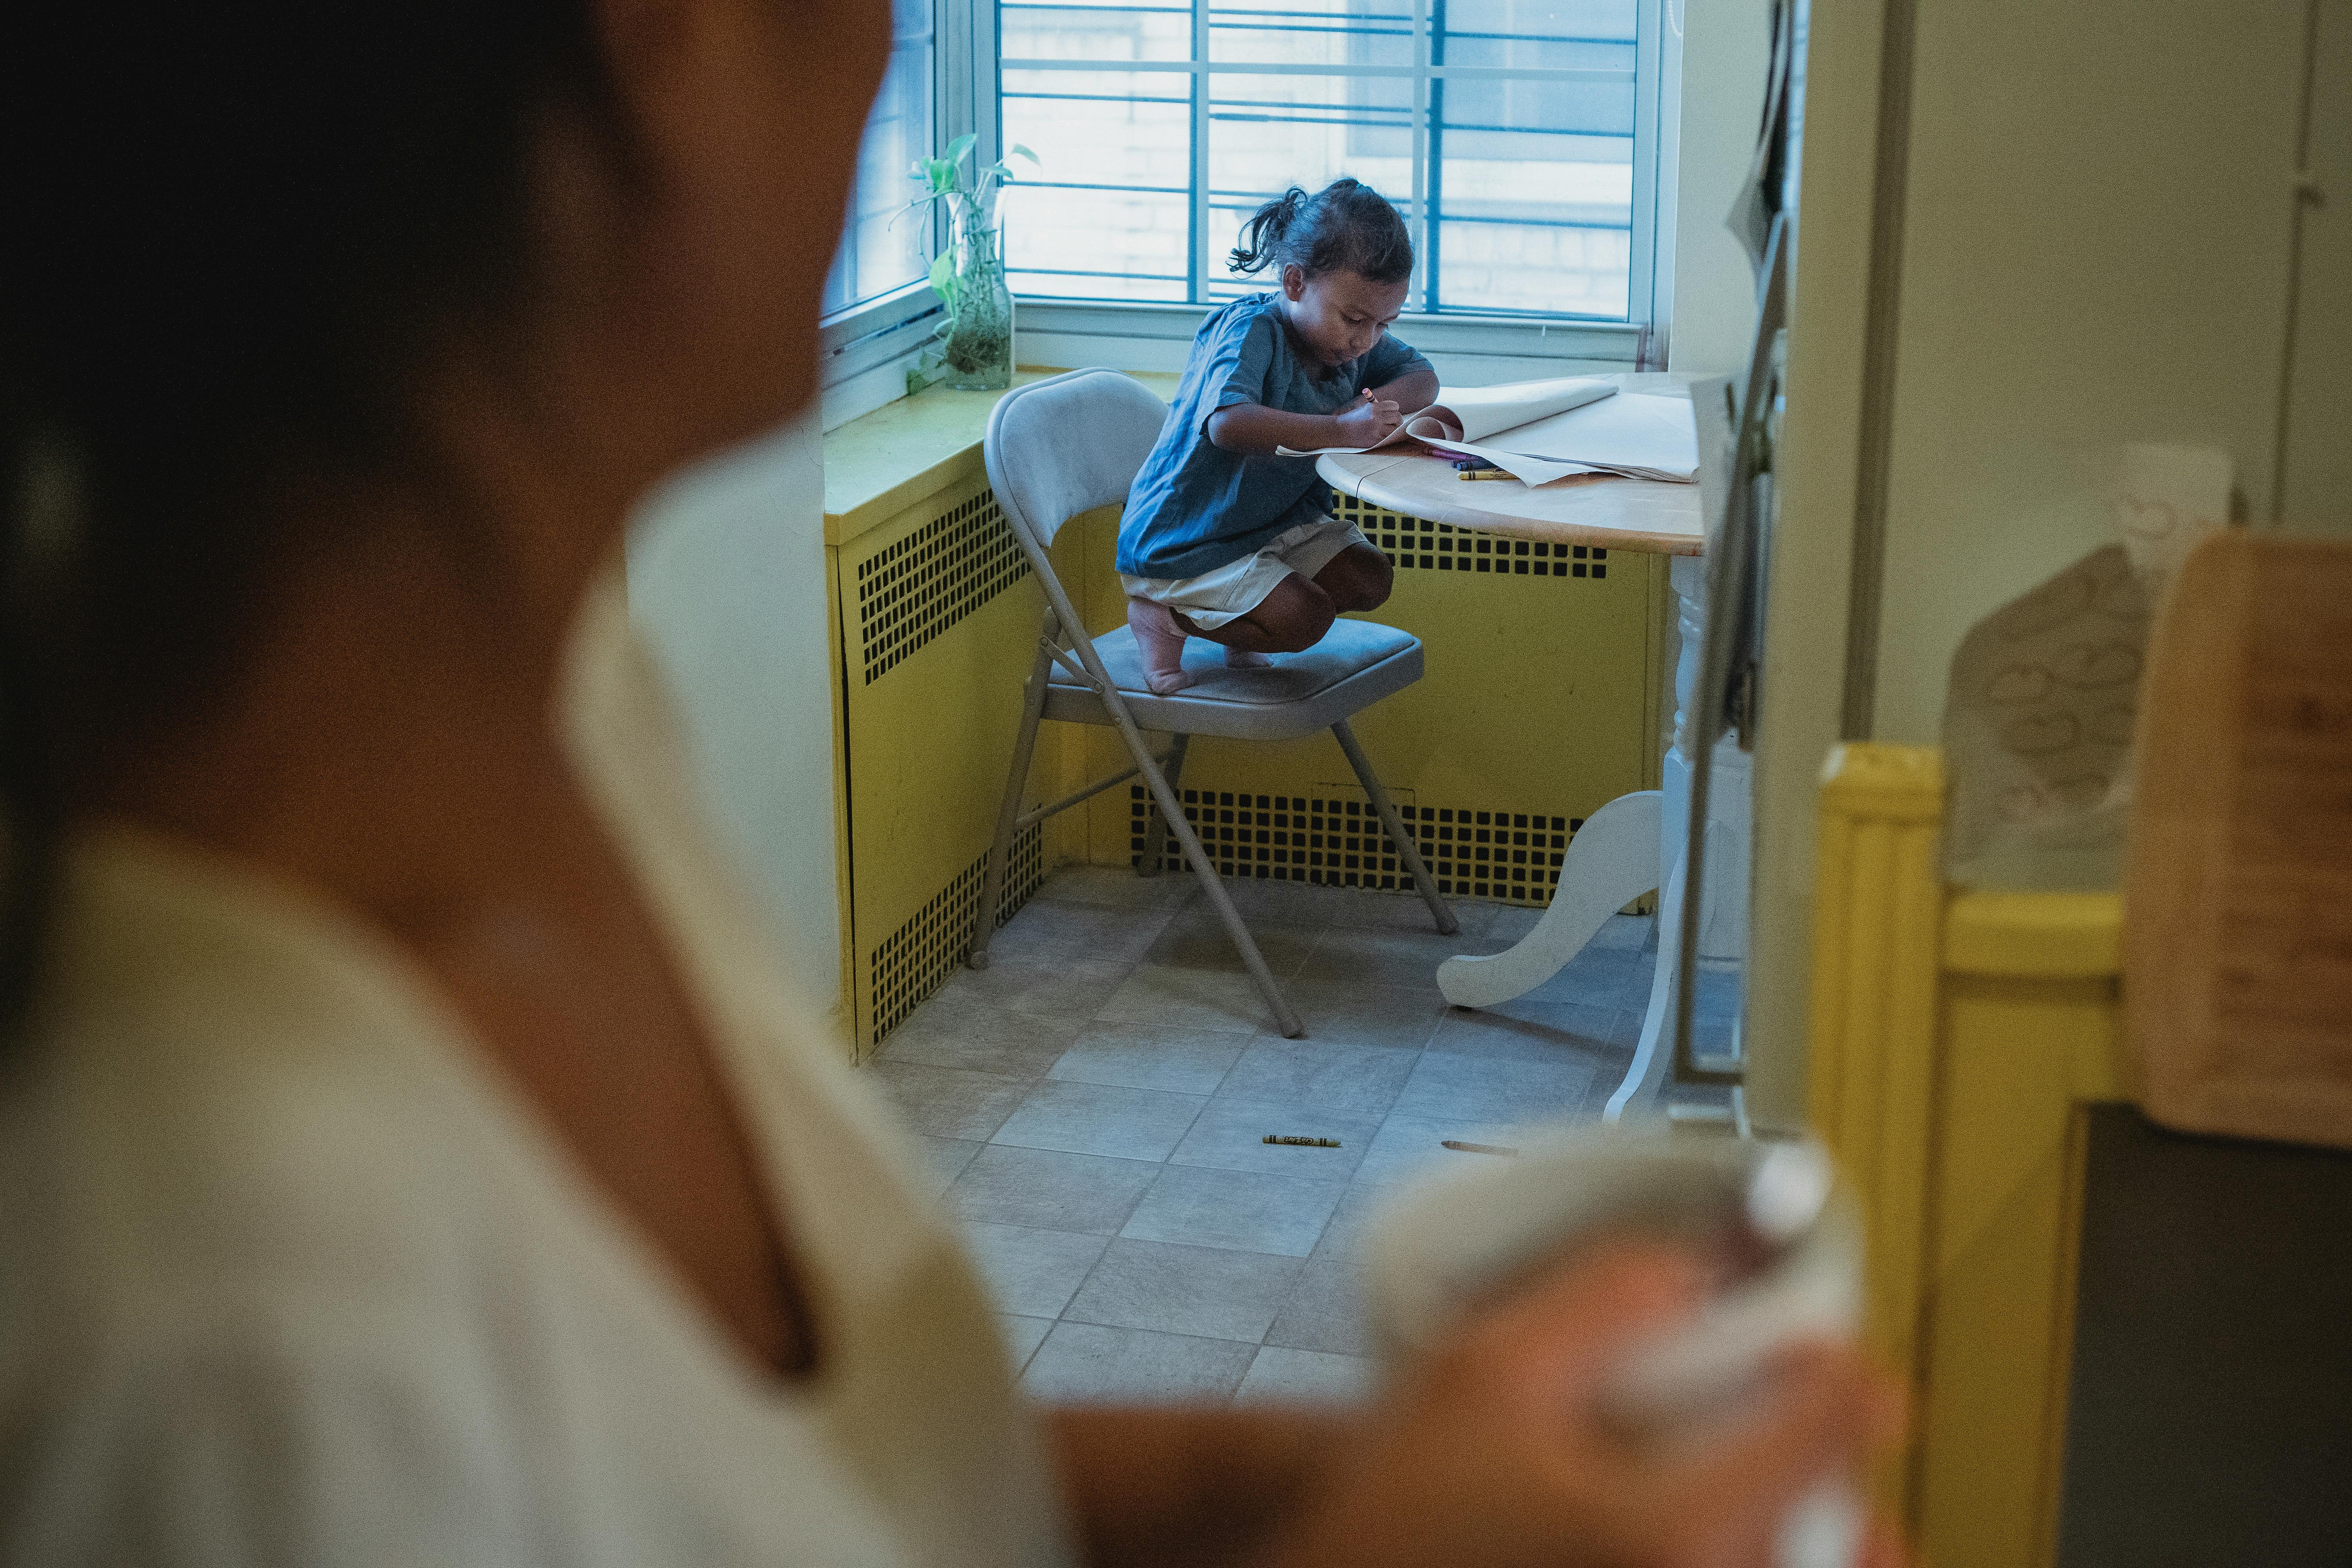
[1319,390,1747,1120]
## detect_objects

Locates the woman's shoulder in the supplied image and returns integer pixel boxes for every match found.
[2,832,543,1330]
[0,832,603,1550]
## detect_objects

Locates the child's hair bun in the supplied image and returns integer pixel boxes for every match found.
[1228,179,1413,287]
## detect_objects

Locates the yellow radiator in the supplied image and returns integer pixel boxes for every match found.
[830,471,1054,1055]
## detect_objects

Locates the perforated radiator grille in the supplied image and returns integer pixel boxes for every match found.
[1331,493,1610,579]
[866,822,1043,1048]
[1132,785,1580,906]
[855,487,1029,684]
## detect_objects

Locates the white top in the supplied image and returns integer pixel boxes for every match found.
[0,576,1076,1568]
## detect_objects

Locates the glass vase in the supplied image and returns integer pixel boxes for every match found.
[943,216,1014,392]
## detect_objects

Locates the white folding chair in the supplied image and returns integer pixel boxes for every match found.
[968,368,1456,1037]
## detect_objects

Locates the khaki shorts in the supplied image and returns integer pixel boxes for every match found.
[1118,515,1370,630]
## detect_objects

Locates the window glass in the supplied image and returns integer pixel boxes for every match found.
[1004,65,1195,300]
[825,0,937,318]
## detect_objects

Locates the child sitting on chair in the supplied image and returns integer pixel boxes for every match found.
[1118,179,1438,694]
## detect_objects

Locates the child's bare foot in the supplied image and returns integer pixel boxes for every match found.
[1224,647,1273,669]
[1126,596,1197,695]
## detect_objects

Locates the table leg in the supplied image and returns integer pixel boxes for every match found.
[1434,790,1661,1007]
[1435,557,1728,1124]
[1604,845,1686,1122]
[1434,557,1704,998]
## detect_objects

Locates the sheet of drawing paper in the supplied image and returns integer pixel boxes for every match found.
[1430,392,1702,485]
[1274,376,1618,457]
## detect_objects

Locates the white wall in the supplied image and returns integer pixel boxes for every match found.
[1664,0,1773,375]
[1745,0,2312,1125]
[625,415,846,1039]
[1863,0,2305,743]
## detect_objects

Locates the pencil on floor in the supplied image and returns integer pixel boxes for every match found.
[1441,1139,1521,1156]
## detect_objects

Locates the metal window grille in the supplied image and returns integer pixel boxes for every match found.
[997,0,1661,321]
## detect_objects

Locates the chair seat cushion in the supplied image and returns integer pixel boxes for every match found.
[1044,618,1423,741]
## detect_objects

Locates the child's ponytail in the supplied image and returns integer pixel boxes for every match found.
[1228,187,1308,276]
[1225,178,1413,286]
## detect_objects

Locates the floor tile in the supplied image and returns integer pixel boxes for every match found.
[984,898,1181,966]
[1280,979,1448,1052]
[1389,1051,1597,1128]
[1096,962,1278,1034]
[1213,1038,1420,1118]
[1424,1000,1623,1067]
[943,1145,1162,1235]
[1350,1112,1524,1187]
[1140,905,1321,979]
[1063,1239,1305,1343]
[1235,1346,1374,1406]
[1309,1181,1398,1263]
[990,1080,1207,1161]
[1524,946,1658,1011]
[1045,1022,1248,1096]
[906,1136,984,1204]
[1022,1322,1258,1404]
[1476,904,1651,951]
[1168,1095,1382,1178]
[1485,903,1545,943]
[1593,913,1656,952]
[1120,1165,1348,1258]
[998,1314,1054,1374]
[1219,879,1350,927]
[960,1223,1112,1318]
[865,1061,1033,1142]
[874,991,1092,1079]
[1031,866,1198,912]
[1243,882,1495,937]
[1265,1255,1374,1356]
[935,956,1136,1020]
[1294,925,1496,993]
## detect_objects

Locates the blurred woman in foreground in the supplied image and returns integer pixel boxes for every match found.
[0,3,1895,1563]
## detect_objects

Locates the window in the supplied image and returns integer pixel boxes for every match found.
[996,0,1658,321]
[824,0,939,317]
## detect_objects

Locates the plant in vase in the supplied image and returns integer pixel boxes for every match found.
[906,135,1036,393]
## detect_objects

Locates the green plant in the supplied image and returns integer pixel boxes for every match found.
[905,136,1036,387]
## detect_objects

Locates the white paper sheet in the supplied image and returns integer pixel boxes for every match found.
[1274,376,1618,457]
[1424,392,1702,486]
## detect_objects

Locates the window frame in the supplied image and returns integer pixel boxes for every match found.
[822,0,1673,393]
[820,0,1003,391]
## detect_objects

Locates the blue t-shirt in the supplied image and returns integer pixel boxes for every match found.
[1116,293,1431,579]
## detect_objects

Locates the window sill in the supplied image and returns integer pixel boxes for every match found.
[823,368,1181,549]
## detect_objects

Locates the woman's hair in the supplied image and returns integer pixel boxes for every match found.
[1227,179,1414,286]
[0,5,608,1025]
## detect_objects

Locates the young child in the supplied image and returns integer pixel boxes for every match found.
[1117,178,1439,693]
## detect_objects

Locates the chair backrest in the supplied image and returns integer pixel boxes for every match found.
[984,369,1169,557]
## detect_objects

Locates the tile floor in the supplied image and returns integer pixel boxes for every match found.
[867,865,1670,1407]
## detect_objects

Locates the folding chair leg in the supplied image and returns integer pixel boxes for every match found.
[1136,733,1189,878]
[1109,721,1305,1037]
[1332,718,1458,935]
[971,632,1056,970]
